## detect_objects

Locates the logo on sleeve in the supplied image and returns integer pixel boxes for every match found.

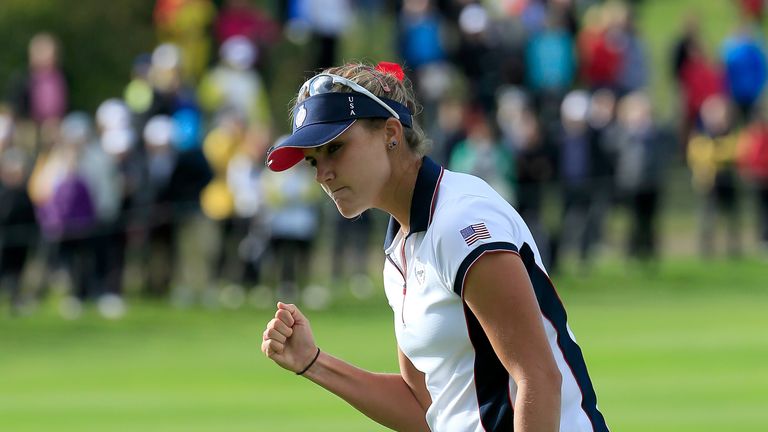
[460,223,491,246]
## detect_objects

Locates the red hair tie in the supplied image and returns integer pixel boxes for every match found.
[376,61,405,82]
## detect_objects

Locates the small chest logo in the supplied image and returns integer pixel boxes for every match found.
[295,105,307,128]
[414,261,426,285]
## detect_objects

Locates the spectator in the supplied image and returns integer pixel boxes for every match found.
[525,8,577,148]
[519,0,550,35]
[688,95,743,257]
[123,54,156,131]
[552,90,598,271]
[41,132,97,313]
[525,10,577,99]
[7,32,69,155]
[678,37,725,153]
[154,0,217,84]
[428,96,466,166]
[398,0,447,72]
[225,121,272,295]
[283,0,352,70]
[92,100,138,306]
[738,109,768,250]
[578,3,624,91]
[141,115,179,298]
[200,111,248,299]
[147,43,196,117]
[615,5,649,95]
[454,3,503,111]
[614,91,667,262]
[197,36,272,126]
[0,149,37,313]
[214,0,280,69]
[27,115,85,306]
[585,88,620,256]
[449,107,515,203]
[671,14,701,84]
[166,105,214,304]
[261,141,323,303]
[506,106,556,267]
[397,0,453,127]
[64,111,126,317]
[721,22,768,123]
[330,209,375,300]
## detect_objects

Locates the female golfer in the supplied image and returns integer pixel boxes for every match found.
[261,62,609,432]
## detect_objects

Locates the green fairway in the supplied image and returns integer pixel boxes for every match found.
[1,258,767,432]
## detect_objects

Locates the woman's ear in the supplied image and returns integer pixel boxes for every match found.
[383,117,404,145]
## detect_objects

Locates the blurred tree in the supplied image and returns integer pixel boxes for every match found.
[0,0,156,112]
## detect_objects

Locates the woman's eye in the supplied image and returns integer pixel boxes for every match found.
[327,143,342,154]
[304,158,317,167]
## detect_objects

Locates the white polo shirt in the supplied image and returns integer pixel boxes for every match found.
[382,157,608,432]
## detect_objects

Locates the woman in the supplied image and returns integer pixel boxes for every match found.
[261,62,609,432]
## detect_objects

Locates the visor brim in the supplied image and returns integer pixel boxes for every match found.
[266,120,355,172]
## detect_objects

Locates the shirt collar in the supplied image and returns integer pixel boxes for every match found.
[383,156,444,250]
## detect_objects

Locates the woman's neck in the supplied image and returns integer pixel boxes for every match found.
[377,153,422,234]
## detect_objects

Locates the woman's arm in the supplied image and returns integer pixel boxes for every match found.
[463,252,563,432]
[398,348,432,412]
[262,302,430,432]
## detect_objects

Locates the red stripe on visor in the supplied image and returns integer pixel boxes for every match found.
[265,146,304,172]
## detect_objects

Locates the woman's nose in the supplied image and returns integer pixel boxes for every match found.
[314,158,334,184]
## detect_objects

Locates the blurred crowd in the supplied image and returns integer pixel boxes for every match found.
[2,0,768,317]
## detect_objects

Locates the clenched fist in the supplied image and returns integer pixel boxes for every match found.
[261,302,318,374]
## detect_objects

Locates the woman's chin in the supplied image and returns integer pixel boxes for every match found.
[335,202,365,219]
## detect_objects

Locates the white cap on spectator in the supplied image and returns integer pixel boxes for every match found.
[220,36,257,70]
[152,43,181,70]
[459,4,489,35]
[60,112,93,147]
[96,98,131,130]
[144,115,174,148]
[561,90,590,123]
[101,128,135,155]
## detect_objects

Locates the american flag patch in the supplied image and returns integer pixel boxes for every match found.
[460,223,491,246]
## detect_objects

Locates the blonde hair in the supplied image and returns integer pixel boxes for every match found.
[292,62,430,155]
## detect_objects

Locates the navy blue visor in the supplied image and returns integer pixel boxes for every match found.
[266,92,412,172]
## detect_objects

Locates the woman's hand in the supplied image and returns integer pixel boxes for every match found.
[261,302,318,374]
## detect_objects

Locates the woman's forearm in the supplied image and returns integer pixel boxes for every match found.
[513,377,562,432]
[302,351,430,432]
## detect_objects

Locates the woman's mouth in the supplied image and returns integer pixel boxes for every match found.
[331,186,347,197]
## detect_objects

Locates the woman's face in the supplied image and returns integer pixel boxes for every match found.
[302,121,390,218]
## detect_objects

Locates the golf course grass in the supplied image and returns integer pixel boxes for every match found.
[1,257,766,432]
